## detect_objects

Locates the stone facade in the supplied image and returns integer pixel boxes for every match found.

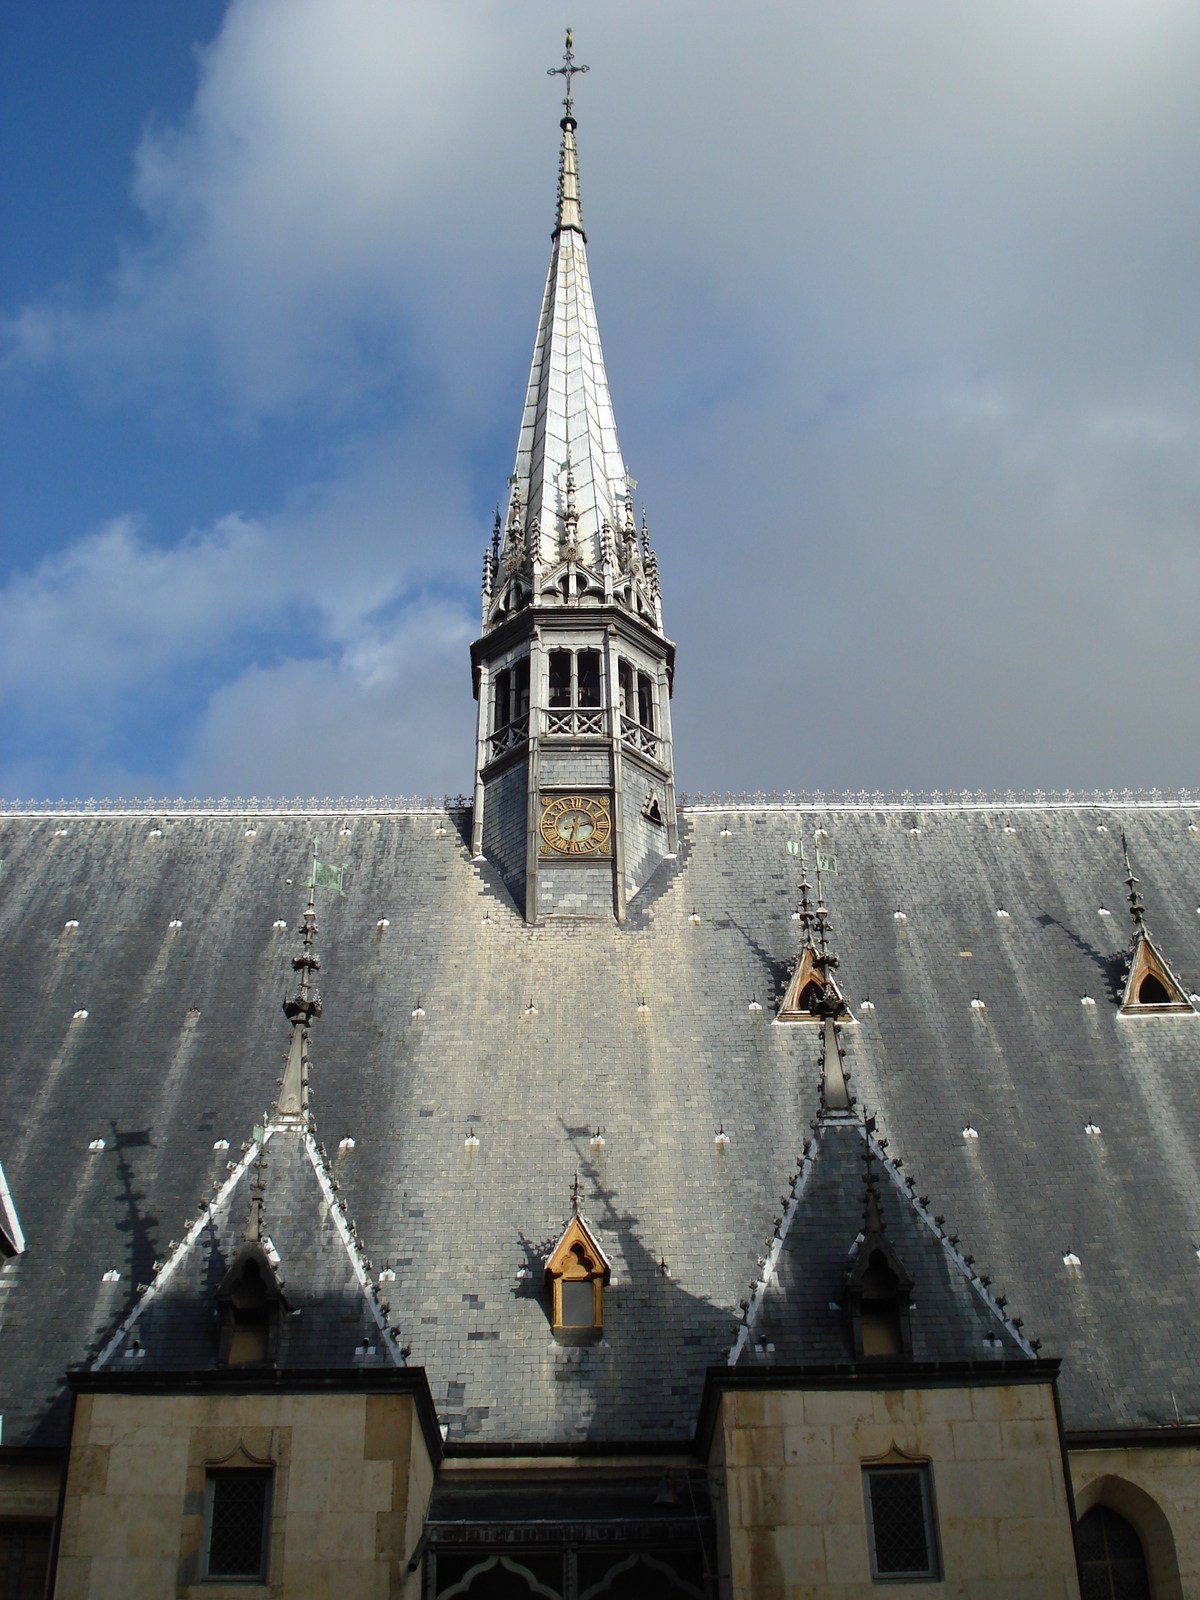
[479,756,528,911]
[55,1386,435,1600]
[1069,1444,1196,1600]
[620,754,673,900]
[708,1379,1079,1598]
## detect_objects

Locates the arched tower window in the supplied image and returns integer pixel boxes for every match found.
[1077,1506,1151,1600]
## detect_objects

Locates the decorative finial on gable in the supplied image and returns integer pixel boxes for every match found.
[277,845,324,1124]
[570,1169,582,1215]
[779,860,849,1024]
[1121,829,1148,934]
[1116,830,1196,1013]
[860,1109,884,1236]
[840,1107,915,1360]
[245,1144,268,1245]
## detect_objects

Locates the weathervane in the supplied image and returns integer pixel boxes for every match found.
[548,28,589,120]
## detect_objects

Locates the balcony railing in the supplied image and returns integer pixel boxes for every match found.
[487,715,528,762]
[621,715,662,760]
[544,708,608,738]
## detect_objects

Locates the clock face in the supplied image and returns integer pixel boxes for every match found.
[540,794,612,856]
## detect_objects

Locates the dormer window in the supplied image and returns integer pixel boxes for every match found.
[545,1213,612,1340]
[844,1183,914,1361]
[229,1260,270,1365]
[857,1251,905,1357]
[1119,932,1195,1015]
[216,1243,287,1367]
[1138,973,1170,1005]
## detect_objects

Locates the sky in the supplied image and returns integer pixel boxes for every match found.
[1,0,1198,802]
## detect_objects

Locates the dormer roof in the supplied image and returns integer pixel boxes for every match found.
[736,1115,1033,1367]
[544,1212,613,1286]
[1119,931,1195,1014]
[215,1238,287,1312]
[92,1124,398,1372]
[1117,832,1196,1014]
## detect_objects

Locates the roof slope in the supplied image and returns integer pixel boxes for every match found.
[92,1122,397,1373]
[1,802,1198,1446]
[740,1112,1029,1367]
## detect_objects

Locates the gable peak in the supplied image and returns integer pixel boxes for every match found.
[1117,833,1196,1013]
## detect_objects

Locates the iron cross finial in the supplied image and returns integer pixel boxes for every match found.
[547,28,589,119]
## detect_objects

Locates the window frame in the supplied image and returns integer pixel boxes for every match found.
[862,1464,940,1583]
[0,1518,53,1598]
[547,650,573,708]
[201,1467,273,1585]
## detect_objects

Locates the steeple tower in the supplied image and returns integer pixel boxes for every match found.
[470,34,678,923]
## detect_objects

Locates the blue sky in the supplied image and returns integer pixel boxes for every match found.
[2,1,1198,800]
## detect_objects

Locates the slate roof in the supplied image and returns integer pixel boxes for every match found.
[91,1122,397,1374]
[1,800,1199,1448]
[741,1111,1029,1366]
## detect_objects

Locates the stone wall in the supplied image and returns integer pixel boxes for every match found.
[621,759,670,900]
[0,1454,60,1520]
[538,863,615,919]
[709,1381,1079,1598]
[480,758,528,910]
[1070,1444,1197,1600]
[539,748,612,790]
[55,1389,433,1600]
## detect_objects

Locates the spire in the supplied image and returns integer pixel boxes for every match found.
[499,35,636,586]
[277,847,323,1123]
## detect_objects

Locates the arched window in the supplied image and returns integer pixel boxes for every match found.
[859,1251,904,1357]
[1138,973,1171,1006]
[1077,1506,1151,1600]
[215,1242,286,1367]
[544,1213,611,1337]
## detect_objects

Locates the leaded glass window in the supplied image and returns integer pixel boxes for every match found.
[863,1466,939,1581]
[1077,1506,1151,1600]
[204,1468,272,1582]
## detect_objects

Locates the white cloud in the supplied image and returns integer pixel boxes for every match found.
[0,515,269,706]
[179,608,474,800]
[3,0,1200,794]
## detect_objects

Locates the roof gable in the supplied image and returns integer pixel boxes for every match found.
[1119,932,1196,1014]
[93,1123,400,1371]
[545,1213,613,1283]
[734,1115,1033,1368]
